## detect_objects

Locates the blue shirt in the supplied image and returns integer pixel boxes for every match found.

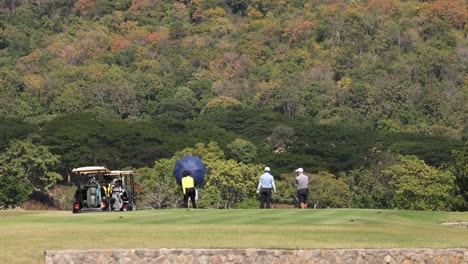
[258,172,276,191]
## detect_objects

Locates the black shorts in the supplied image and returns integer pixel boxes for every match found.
[297,188,308,203]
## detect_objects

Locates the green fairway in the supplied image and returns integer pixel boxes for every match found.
[1,209,468,264]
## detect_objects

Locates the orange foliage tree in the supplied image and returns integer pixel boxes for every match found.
[366,0,400,16]
[143,27,169,47]
[73,0,95,16]
[427,0,467,29]
[58,38,103,65]
[282,19,315,43]
[111,39,132,51]
[129,0,159,16]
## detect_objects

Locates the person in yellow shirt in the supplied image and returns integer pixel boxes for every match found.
[181,170,197,208]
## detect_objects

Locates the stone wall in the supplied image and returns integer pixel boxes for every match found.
[45,248,468,264]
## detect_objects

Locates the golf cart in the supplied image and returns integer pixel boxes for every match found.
[71,166,136,213]
[104,170,136,212]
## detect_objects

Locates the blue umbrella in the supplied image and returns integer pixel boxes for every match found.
[173,155,206,187]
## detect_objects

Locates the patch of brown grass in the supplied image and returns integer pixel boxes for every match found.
[272,203,295,209]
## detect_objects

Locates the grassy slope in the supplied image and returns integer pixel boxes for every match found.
[1,209,468,264]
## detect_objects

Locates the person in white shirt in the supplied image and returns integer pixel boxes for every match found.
[295,168,309,209]
[257,167,276,209]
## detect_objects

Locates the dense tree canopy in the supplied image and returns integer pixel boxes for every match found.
[0,0,465,140]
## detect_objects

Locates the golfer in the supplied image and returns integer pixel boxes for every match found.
[257,167,276,209]
[182,170,197,208]
[295,168,308,209]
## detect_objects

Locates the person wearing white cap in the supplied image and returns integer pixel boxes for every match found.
[295,168,308,209]
[256,166,276,209]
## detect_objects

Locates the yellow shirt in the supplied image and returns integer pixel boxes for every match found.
[181,176,195,194]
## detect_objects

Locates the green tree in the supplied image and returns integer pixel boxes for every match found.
[50,84,87,114]
[135,159,182,209]
[254,73,306,118]
[226,0,249,15]
[0,67,21,117]
[451,142,468,209]
[266,125,296,153]
[0,173,31,209]
[0,138,62,208]
[10,93,44,119]
[342,168,391,208]
[0,118,35,150]
[309,171,350,209]
[384,155,458,210]
[149,87,198,120]
[201,96,242,116]
[175,141,225,163]
[226,138,257,163]
[201,159,262,208]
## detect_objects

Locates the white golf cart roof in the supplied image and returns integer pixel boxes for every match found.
[72,166,111,175]
[109,170,133,176]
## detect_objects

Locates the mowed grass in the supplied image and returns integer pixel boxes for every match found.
[1,208,468,264]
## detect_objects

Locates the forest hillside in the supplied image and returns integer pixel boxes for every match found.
[0,0,466,210]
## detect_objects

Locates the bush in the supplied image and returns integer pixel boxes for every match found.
[234,197,258,209]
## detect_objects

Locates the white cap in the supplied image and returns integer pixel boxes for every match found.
[295,168,303,173]
[264,167,270,172]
